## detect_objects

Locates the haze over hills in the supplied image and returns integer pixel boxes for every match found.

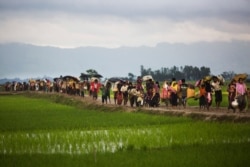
[0,41,250,82]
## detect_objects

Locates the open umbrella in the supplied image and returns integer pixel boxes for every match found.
[29,79,36,83]
[233,73,248,81]
[108,77,123,83]
[79,73,90,80]
[53,78,59,82]
[62,75,79,82]
[92,74,103,78]
[142,75,153,81]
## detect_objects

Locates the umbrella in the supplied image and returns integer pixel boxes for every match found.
[53,77,60,82]
[142,75,153,81]
[92,74,103,78]
[233,73,248,81]
[29,79,36,83]
[62,75,79,82]
[79,73,90,80]
[108,77,123,83]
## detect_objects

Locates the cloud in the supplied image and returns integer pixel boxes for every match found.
[1,0,250,20]
[0,0,250,48]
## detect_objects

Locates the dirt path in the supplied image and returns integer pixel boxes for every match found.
[76,94,250,122]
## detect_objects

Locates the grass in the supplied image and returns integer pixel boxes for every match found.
[0,94,189,131]
[1,143,250,167]
[0,93,250,167]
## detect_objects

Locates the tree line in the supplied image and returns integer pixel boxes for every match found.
[81,66,238,82]
[138,65,237,82]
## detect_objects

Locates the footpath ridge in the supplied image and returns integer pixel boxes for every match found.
[82,94,250,123]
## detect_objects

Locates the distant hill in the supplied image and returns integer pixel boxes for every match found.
[0,78,27,84]
[0,41,250,79]
[0,76,54,84]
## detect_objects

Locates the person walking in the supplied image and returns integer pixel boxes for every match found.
[100,84,108,104]
[204,79,212,110]
[180,79,188,108]
[236,78,247,112]
[121,81,129,105]
[161,80,170,107]
[170,78,178,107]
[211,76,223,109]
[227,79,236,112]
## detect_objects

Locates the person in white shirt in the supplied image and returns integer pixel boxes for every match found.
[211,76,222,109]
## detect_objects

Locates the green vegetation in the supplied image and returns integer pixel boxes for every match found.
[0,93,250,167]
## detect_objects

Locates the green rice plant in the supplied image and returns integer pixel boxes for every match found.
[1,94,250,167]
[1,122,250,155]
[0,94,191,132]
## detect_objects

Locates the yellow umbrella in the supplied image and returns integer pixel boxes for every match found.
[233,73,248,81]
[203,75,212,82]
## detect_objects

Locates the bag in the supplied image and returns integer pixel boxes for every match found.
[231,99,238,108]
[187,88,195,98]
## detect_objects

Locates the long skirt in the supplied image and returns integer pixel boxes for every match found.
[237,95,246,111]
[215,90,222,103]
[171,93,178,106]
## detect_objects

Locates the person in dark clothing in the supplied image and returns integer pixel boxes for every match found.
[204,80,212,110]
[180,79,188,108]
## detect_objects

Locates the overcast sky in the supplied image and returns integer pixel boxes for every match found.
[0,0,250,79]
[1,0,250,48]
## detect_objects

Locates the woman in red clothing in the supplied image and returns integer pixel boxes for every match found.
[91,79,101,100]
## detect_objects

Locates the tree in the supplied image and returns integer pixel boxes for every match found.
[200,66,211,78]
[140,65,211,81]
[183,65,193,80]
[86,69,98,76]
[80,69,102,81]
[128,73,136,82]
[221,71,235,80]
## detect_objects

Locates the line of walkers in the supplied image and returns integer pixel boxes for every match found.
[97,75,250,113]
[4,74,250,112]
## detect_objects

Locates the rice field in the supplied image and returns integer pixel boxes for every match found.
[1,126,250,155]
[1,93,250,167]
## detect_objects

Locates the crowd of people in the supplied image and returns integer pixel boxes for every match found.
[86,75,250,113]
[3,74,250,112]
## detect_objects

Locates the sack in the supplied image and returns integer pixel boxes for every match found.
[231,99,238,108]
[112,87,118,92]
[187,88,195,98]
